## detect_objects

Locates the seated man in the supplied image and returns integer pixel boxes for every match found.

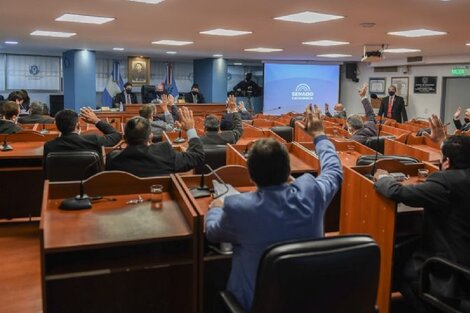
[346,84,378,144]
[453,106,470,132]
[374,115,470,312]
[184,83,205,104]
[0,101,22,134]
[7,90,27,115]
[106,107,204,177]
[205,106,343,312]
[325,102,347,119]
[200,96,243,145]
[43,108,122,161]
[138,95,175,140]
[113,82,138,107]
[18,101,54,124]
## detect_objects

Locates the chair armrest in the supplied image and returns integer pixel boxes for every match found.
[220,291,246,313]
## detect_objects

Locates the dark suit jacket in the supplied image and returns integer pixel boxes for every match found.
[378,95,408,123]
[350,98,377,144]
[105,138,204,177]
[184,92,205,104]
[18,114,55,125]
[43,121,121,163]
[200,112,243,145]
[454,119,470,132]
[0,120,22,134]
[113,91,138,108]
[375,169,470,297]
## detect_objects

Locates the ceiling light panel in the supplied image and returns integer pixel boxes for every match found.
[302,40,349,46]
[55,14,115,24]
[274,11,344,24]
[200,28,252,36]
[152,40,193,46]
[317,54,352,58]
[244,47,283,53]
[30,30,76,38]
[383,48,421,53]
[387,29,447,37]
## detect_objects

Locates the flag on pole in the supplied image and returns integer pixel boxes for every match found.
[102,61,124,107]
[164,63,179,98]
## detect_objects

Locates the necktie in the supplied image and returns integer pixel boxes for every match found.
[387,97,393,118]
[126,93,131,104]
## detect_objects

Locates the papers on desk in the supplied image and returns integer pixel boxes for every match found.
[212,180,240,200]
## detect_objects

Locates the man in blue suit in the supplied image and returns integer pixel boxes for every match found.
[205,106,343,311]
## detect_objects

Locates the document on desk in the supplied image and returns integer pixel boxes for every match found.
[212,180,240,199]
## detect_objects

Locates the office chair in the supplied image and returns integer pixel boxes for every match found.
[364,136,396,154]
[270,126,293,142]
[289,115,304,128]
[220,235,380,313]
[45,151,103,182]
[195,145,227,174]
[141,84,156,104]
[356,155,420,166]
[420,257,470,313]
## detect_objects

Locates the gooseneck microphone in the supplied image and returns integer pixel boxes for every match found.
[190,167,212,199]
[205,164,229,199]
[173,128,186,144]
[59,156,103,210]
[1,134,13,152]
[40,123,49,134]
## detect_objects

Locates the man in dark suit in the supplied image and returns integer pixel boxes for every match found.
[205,106,343,311]
[106,107,204,177]
[184,83,205,104]
[18,102,54,124]
[346,84,377,144]
[200,96,243,145]
[113,82,138,108]
[378,85,408,123]
[43,108,122,163]
[453,106,470,132]
[374,115,470,312]
[0,101,22,134]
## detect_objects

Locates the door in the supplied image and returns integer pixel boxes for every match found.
[442,77,470,133]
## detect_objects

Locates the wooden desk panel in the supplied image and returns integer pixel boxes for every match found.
[384,138,441,163]
[0,142,43,160]
[237,127,286,145]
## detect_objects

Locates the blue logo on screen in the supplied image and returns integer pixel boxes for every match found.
[29,65,40,76]
[292,83,314,100]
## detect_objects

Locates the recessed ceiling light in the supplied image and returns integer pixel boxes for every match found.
[166,51,177,54]
[128,0,165,3]
[30,30,76,38]
[199,28,252,37]
[55,14,114,24]
[274,11,344,24]
[317,54,352,58]
[388,29,447,37]
[233,62,243,66]
[383,48,421,53]
[302,40,349,46]
[152,40,193,46]
[213,54,224,58]
[244,47,283,53]
[113,47,125,51]
[466,43,470,46]
[4,41,18,45]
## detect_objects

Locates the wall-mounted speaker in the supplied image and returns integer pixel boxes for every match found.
[345,63,359,82]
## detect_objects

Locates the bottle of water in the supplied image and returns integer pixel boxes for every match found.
[119,102,123,112]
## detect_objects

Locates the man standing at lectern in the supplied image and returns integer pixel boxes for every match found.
[378,85,408,123]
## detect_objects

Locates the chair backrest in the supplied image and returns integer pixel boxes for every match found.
[141,84,156,103]
[270,126,293,142]
[195,145,227,174]
[46,151,103,181]
[365,135,396,154]
[289,115,304,128]
[251,235,380,313]
[356,154,420,166]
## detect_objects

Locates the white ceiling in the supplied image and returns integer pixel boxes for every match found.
[1,0,470,62]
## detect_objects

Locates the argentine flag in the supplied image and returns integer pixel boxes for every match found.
[102,61,124,107]
[164,63,179,98]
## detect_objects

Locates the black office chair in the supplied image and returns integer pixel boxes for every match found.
[289,115,304,128]
[195,145,227,174]
[420,257,470,313]
[365,135,396,154]
[45,151,103,182]
[270,126,293,142]
[141,84,156,104]
[356,154,420,166]
[220,235,380,313]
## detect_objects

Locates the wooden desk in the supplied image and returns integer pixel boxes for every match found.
[385,137,441,163]
[380,125,410,143]
[0,141,44,219]
[226,142,319,176]
[340,160,438,313]
[251,118,284,129]
[294,120,350,142]
[237,127,286,145]
[40,172,199,313]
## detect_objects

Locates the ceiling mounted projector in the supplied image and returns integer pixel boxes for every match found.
[361,44,386,62]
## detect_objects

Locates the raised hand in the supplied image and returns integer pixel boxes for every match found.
[359,83,368,98]
[454,106,462,120]
[373,169,390,182]
[80,107,100,124]
[423,114,446,145]
[238,101,246,111]
[324,103,330,112]
[304,104,325,138]
[159,94,170,112]
[178,107,195,130]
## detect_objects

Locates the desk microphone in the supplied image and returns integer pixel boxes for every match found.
[173,128,186,144]
[59,155,104,210]
[263,106,282,113]
[190,166,212,199]
[205,164,229,199]
[1,134,13,152]
[40,123,49,135]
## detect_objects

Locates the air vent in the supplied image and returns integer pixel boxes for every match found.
[374,66,398,73]
[407,56,423,63]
